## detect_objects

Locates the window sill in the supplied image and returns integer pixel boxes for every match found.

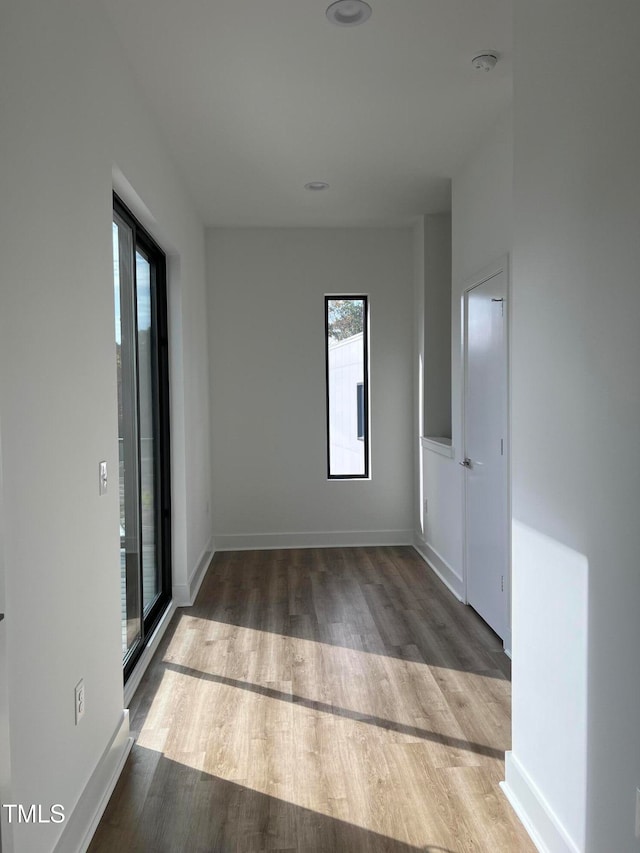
[328,476,372,482]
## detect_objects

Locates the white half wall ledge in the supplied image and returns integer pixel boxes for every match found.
[54,711,133,853]
[421,436,455,458]
[213,530,414,551]
[413,535,464,601]
[501,752,582,853]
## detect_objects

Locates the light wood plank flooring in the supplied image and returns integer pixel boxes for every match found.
[90,546,534,852]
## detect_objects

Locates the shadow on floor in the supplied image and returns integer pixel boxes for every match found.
[89,746,458,853]
[163,661,504,761]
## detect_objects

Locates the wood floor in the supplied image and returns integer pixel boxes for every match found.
[90,547,534,853]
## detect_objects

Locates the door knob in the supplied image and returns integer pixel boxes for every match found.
[459,457,472,468]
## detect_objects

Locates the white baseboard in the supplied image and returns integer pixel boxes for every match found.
[501,752,581,853]
[172,536,214,606]
[54,711,133,853]
[412,535,464,601]
[503,627,512,658]
[214,530,414,551]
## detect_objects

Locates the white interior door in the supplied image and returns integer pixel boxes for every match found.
[0,418,12,853]
[463,264,509,640]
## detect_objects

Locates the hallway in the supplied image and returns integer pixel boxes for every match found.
[90,547,534,852]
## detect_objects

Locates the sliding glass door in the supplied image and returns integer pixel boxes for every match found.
[113,195,171,679]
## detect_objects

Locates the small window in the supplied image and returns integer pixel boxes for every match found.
[325,296,369,478]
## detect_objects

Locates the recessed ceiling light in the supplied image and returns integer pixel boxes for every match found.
[304,181,330,191]
[326,0,372,27]
[472,53,498,72]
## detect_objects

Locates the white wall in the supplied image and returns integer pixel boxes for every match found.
[207,228,414,548]
[451,108,513,461]
[423,215,452,440]
[419,443,464,598]
[507,3,640,851]
[415,112,513,601]
[0,422,12,851]
[0,1,210,850]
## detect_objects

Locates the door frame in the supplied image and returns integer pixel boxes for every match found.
[461,255,512,653]
[113,194,173,682]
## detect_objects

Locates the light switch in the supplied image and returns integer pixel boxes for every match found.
[99,461,108,496]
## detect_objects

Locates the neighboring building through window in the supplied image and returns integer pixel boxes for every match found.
[356,382,365,440]
[325,296,369,478]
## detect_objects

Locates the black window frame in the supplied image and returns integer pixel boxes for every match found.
[324,294,370,480]
[114,193,172,683]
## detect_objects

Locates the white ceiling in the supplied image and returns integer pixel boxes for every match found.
[101,0,512,227]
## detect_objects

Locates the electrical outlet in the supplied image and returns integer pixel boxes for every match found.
[75,679,85,725]
[635,788,640,839]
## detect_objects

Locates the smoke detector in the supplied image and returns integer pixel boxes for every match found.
[326,1,372,27]
[472,53,498,72]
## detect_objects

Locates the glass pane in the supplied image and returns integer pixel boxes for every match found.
[327,298,367,477]
[136,251,159,614]
[113,217,142,657]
